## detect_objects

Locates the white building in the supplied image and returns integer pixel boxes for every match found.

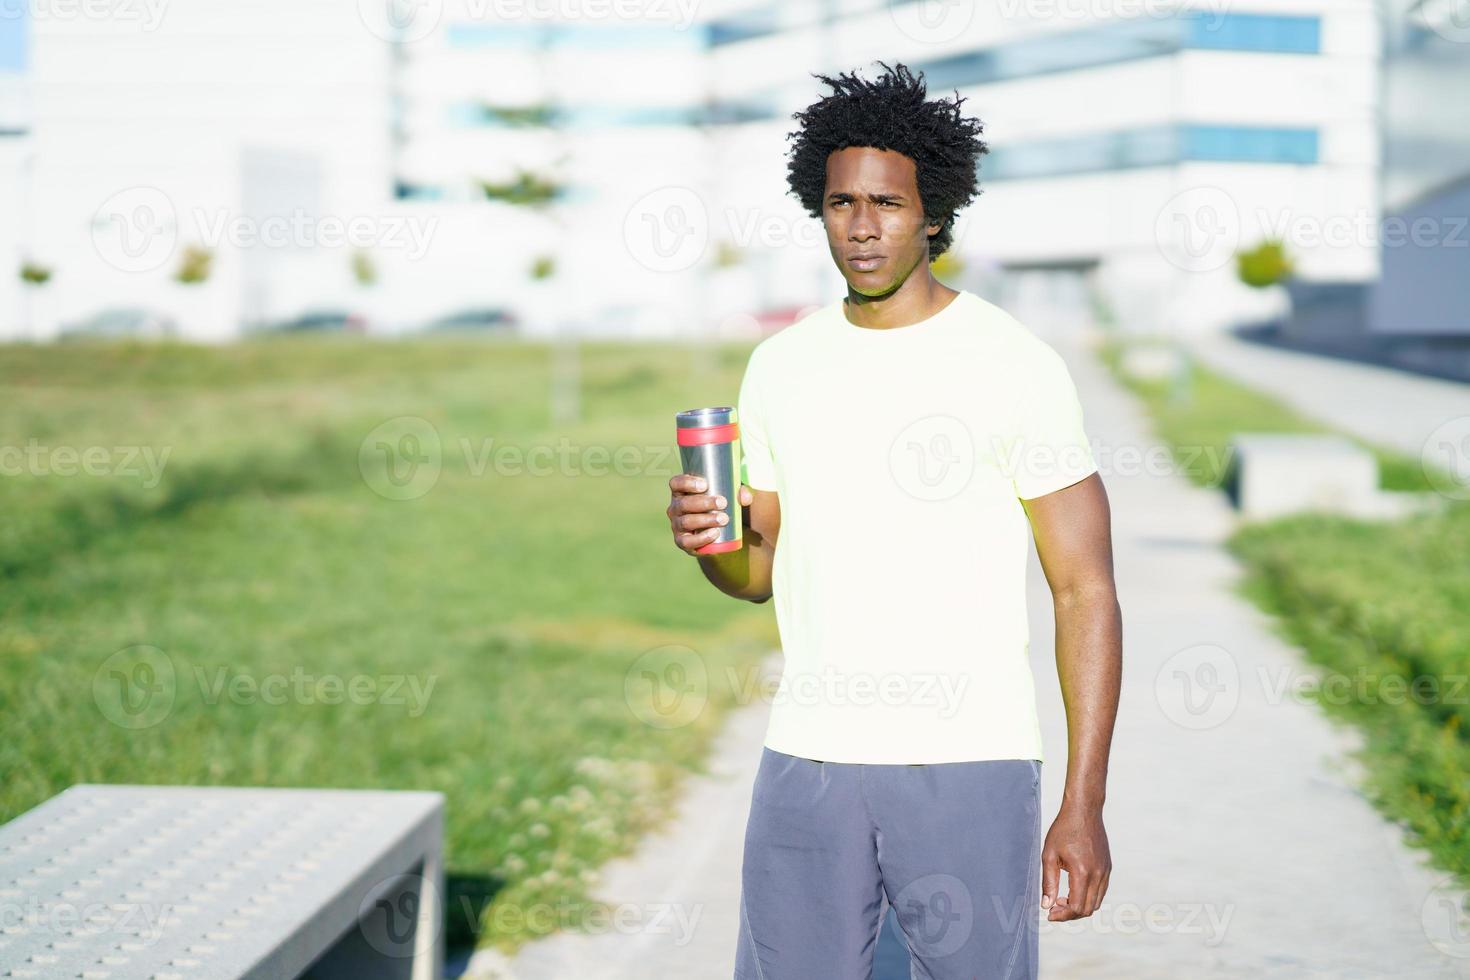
[1,0,1383,342]
[703,0,1381,338]
[0,0,391,341]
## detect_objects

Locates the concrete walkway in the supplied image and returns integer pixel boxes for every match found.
[466,335,1470,979]
[1184,331,1470,459]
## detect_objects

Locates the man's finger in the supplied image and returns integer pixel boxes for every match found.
[1040,851,1060,910]
[1065,866,1091,917]
[1087,868,1110,917]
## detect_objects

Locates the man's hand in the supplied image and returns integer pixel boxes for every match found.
[1040,803,1111,920]
[667,474,754,556]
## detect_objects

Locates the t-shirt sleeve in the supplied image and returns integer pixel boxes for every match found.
[736,347,778,492]
[1008,342,1098,500]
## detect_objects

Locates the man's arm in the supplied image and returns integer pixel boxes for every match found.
[1021,471,1121,921]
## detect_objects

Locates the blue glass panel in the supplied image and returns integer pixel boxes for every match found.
[1185,12,1321,54]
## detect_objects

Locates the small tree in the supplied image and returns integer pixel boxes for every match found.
[176,245,213,285]
[1237,239,1293,289]
[478,170,563,207]
[20,261,52,286]
[712,240,743,269]
[352,249,378,287]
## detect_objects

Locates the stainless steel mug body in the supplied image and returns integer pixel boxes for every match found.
[675,406,743,555]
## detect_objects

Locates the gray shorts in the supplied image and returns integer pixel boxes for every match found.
[734,747,1042,980]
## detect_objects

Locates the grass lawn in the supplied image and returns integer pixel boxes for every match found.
[0,336,777,952]
[1098,333,1470,890]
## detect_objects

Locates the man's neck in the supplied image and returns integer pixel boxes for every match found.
[842,275,960,330]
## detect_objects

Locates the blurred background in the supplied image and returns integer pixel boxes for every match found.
[3,1,1470,977]
[0,0,1465,356]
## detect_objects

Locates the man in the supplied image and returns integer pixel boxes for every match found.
[666,61,1121,979]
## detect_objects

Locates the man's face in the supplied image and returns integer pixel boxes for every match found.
[823,146,941,296]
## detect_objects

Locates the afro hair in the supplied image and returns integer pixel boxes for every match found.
[785,61,988,262]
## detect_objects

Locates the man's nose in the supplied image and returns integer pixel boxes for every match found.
[849,204,880,240]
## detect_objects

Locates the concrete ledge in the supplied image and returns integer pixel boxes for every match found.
[1224,433,1380,520]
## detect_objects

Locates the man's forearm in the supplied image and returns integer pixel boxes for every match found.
[697,512,774,602]
[1053,587,1122,809]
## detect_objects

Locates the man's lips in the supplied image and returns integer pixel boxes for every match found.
[847,254,885,270]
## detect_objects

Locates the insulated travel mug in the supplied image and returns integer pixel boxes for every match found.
[675,406,743,555]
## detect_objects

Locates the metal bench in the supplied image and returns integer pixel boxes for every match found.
[0,784,445,979]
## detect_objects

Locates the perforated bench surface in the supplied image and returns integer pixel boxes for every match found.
[0,784,444,979]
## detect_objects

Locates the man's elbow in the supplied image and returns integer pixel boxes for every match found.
[1052,578,1118,611]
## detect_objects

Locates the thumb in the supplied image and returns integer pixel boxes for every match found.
[1041,850,1060,910]
[739,484,754,506]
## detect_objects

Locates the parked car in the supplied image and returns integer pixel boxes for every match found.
[58,307,178,340]
[422,307,519,333]
[263,309,370,334]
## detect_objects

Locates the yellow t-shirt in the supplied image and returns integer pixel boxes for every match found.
[736,289,1097,764]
